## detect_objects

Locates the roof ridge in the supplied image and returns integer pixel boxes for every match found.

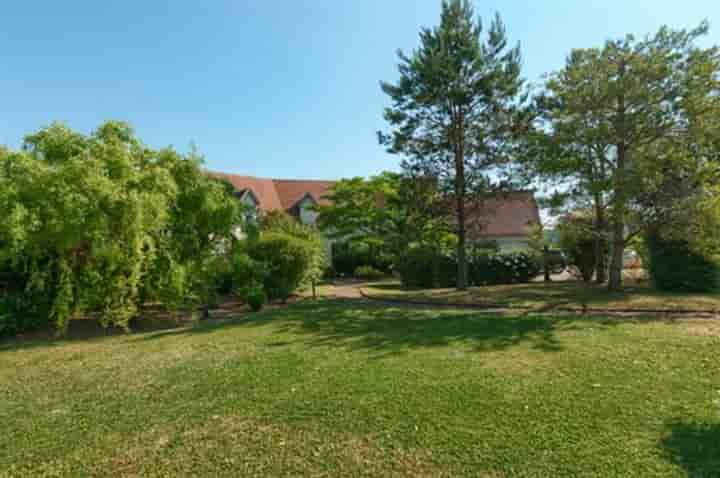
[272,178,337,183]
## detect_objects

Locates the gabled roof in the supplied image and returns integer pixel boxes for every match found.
[272,179,336,209]
[208,171,335,212]
[209,170,540,237]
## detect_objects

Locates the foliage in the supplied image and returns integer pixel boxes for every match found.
[645,232,720,293]
[470,239,501,256]
[525,23,720,290]
[318,172,447,271]
[557,214,600,282]
[330,240,392,277]
[0,121,242,336]
[379,0,526,288]
[229,250,268,294]
[241,285,266,312]
[469,251,541,286]
[259,210,327,292]
[396,246,457,289]
[353,265,385,281]
[246,232,314,301]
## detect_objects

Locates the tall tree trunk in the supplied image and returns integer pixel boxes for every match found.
[608,219,624,290]
[608,144,626,291]
[456,148,468,290]
[594,195,607,284]
[608,75,627,292]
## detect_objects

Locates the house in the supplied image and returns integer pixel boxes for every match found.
[209,172,541,251]
[208,171,336,226]
[466,192,542,251]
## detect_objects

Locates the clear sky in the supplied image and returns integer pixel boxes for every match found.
[1,0,718,180]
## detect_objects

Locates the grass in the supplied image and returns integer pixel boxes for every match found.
[362,280,720,312]
[2,299,720,477]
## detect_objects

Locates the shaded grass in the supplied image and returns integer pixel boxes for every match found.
[1,300,719,477]
[362,280,720,312]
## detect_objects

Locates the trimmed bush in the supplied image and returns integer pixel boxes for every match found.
[469,251,541,286]
[397,246,456,288]
[557,214,603,282]
[331,241,392,277]
[645,232,720,292]
[246,233,313,301]
[241,285,266,312]
[353,265,385,280]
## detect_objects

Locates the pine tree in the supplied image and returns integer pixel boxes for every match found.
[379,0,525,289]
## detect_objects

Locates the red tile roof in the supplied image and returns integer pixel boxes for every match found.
[209,171,539,237]
[208,172,335,212]
[272,179,336,209]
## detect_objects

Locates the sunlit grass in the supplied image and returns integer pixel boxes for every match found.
[1,300,719,477]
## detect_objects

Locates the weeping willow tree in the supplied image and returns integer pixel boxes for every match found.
[0,121,241,336]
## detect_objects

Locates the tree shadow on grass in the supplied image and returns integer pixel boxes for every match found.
[233,299,620,357]
[661,421,720,477]
[4,299,620,357]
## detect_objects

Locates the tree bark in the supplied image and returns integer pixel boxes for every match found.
[456,147,468,290]
[608,218,625,290]
[608,142,626,291]
[593,195,607,284]
[608,68,627,292]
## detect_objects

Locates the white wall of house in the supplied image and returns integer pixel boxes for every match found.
[299,197,319,226]
[494,236,531,252]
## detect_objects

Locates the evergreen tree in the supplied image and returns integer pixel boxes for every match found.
[379,0,525,289]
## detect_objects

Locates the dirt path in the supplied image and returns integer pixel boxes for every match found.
[330,281,720,321]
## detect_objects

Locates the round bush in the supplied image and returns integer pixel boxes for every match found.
[246,232,313,301]
[645,233,720,292]
[243,286,266,312]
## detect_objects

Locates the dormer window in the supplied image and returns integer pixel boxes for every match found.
[297,194,319,225]
[239,189,260,224]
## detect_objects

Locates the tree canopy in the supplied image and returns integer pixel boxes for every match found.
[524,22,720,289]
[379,0,526,289]
[0,121,242,335]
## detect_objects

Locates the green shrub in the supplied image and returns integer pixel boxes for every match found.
[246,233,313,301]
[230,251,268,291]
[645,232,720,292]
[397,246,456,288]
[353,265,385,280]
[557,214,602,282]
[469,251,541,286]
[241,285,266,312]
[0,292,51,338]
[331,241,392,277]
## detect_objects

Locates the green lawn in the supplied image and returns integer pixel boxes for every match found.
[1,300,719,477]
[362,280,720,312]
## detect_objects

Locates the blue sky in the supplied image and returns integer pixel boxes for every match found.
[1,0,718,180]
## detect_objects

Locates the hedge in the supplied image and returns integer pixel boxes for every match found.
[645,233,720,292]
[469,251,541,286]
[397,248,541,288]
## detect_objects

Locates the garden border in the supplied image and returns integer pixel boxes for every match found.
[358,286,720,317]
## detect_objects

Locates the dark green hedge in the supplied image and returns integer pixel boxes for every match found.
[396,246,456,288]
[331,241,393,277]
[469,251,541,286]
[645,233,720,292]
[397,248,541,289]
